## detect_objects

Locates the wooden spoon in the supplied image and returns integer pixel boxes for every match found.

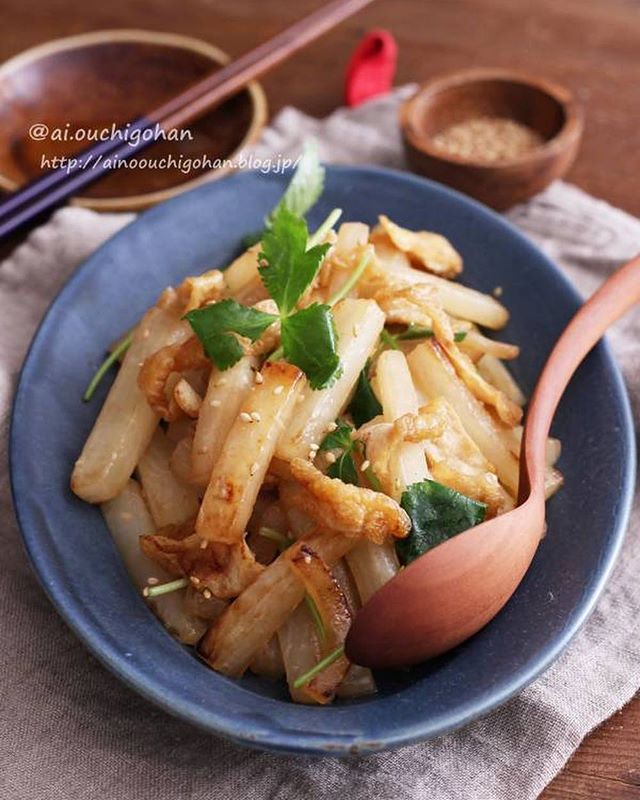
[346,254,640,669]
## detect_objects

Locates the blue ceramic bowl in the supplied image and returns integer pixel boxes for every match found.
[10,166,635,755]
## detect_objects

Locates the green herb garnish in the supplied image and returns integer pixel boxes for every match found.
[243,141,326,246]
[396,480,486,565]
[347,360,382,428]
[83,331,133,402]
[319,419,360,485]
[143,577,189,598]
[292,645,345,689]
[185,299,278,370]
[187,203,341,389]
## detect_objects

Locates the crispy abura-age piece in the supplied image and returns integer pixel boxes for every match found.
[201,532,354,678]
[427,302,522,427]
[367,240,508,330]
[138,336,209,421]
[287,458,410,545]
[287,543,352,705]
[408,341,520,496]
[140,518,263,599]
[71,308,191,504]
[374,215,463,278]
[197,361,303,544]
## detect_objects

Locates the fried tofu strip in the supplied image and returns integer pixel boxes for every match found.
[419,398,512,516]
[370,240,508,329]
[288,458,411,545]
[197,362,303,544]
[375,215,463,278]
[72,308,191,503]
[288,543,352,704]
[427,302,522,426]
[408,341,520,495]
[201,532,354,677]
[101,480,206,644]
[190,356,257,487]
[140,519,263,599]
[138,336,209,421]
[137,428,200,527]
[276,298,385,462]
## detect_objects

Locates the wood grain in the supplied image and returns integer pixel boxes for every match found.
[0,1,638,796]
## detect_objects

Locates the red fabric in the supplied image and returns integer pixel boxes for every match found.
[344,30,398,108]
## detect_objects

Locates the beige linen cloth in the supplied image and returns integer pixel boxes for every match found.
[1,87,639,800]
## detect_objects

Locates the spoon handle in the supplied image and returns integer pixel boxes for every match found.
[521,255,640,501]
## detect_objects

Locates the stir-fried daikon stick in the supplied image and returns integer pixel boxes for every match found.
[278,602,322,702]
[250,636,285,679]
[477,353,527,406]
[101,480,206,644]
[197,362,303,544]
[137,428,200,527]
[191,356,257,487]
[72,309,191,503]
[201,532,355,678]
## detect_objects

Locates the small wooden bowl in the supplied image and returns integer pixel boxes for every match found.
[400,69,583,210]
[0,30,268,211]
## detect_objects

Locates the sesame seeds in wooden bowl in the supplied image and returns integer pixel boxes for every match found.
[400,69,584,211]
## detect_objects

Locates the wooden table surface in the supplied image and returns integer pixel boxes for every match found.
[1,0,639,796]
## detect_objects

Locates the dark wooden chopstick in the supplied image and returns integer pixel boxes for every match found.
[0,0,374,240]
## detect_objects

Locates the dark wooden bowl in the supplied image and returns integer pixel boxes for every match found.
[400,68,583,210]
[0,30,268,211]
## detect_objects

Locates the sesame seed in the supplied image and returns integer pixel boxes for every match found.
[142,329,150,339]
[203,589,212,599]
[142,587,150,597]
[308,450,317,461]
[147,577,159,586]
[493,286,504,297]
[273,385,284,396]
[210,399,221,407]
[309,443,319,452]
[249,462,260,476]
[250,411,261,422]
[255,371,264,384]
[303,553,312,564]
[191,576,201,585]
[361,459,371,471]
[325,452,337,464]
[200,539,208,550]
[239,411,252,423]
[326,422,337,432]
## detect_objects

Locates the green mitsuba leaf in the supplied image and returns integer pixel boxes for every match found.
[280,303,341,390]
[185,299,277,370]
[259,207,330,317]
[327,452,359,486]
[397,480,487,565]
[348,360,382,427]
[319,419,359,486]
[272,140,325,220]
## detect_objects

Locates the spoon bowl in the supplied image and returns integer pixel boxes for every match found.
[347,254,640,669]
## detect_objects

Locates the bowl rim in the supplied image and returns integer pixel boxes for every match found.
[9,164,636,755]
[0,28,268,211]
[400,67,584,170]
